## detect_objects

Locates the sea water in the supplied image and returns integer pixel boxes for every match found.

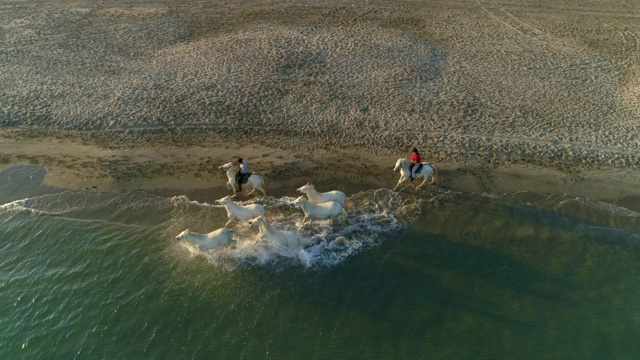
[1,165,639,359]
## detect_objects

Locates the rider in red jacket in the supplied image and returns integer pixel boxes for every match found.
[409,148,421,180]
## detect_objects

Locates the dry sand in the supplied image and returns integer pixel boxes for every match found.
[1,1,639,210]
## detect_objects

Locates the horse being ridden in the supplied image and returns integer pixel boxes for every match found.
[218,162,267,197]
[393,158,438,191]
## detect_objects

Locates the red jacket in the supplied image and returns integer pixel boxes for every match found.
[411,152,421,163]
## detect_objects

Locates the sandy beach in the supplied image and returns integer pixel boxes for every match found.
[1,0,639,209]
[3,3,640,357]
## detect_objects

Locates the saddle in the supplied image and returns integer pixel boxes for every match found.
[412,163,423,174]
[236,172,252,184]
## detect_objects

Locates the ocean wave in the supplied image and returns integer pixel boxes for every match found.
[0,190,175,227]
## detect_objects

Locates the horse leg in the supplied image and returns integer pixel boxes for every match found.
[224,219,233,228]
[227,181,239,196]
[341,209,348,223]
[252,177,267,196]
[417,177,428,189]
[429,169,438,185]
[394,178,406,191]
[246,184,262,196]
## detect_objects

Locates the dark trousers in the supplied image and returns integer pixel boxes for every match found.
[236,172,247,190]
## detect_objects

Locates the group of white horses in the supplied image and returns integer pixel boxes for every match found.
[175,182,349,251]
[175,158,438,251]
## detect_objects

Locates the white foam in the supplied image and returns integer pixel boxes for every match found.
[174,189,417,269]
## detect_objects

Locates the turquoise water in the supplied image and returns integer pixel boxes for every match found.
[1,165,639,359]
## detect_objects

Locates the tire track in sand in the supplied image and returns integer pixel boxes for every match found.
[624,29,639,52]
[488,0,543,36]
[476,0,522,35]
[476,0,544,37]
[604,24,639,52]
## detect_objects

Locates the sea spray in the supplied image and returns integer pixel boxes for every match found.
[171,189,419,268]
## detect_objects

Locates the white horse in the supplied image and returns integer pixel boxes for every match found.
[215,195,265,228]
[218,162,267,197]
[292,196,347,225]
[249,215,301,248]
[175,228,235,250]
[393,158,438,190]
[297,182,346,206]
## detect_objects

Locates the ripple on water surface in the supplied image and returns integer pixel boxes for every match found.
[1,186,639,358]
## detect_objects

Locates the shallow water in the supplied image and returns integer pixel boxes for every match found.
[1,165,639,359]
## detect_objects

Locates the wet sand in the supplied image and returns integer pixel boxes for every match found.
[1,128,638,213]
[1,1,639,210]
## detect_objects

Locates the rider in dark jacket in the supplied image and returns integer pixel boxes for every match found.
[235,157,249,191]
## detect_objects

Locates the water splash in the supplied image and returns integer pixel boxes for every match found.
[171,189,419,269]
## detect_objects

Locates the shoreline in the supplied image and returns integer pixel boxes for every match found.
[1,128,639,212]
[2,1,639,212]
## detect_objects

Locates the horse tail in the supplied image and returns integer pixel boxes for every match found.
[255,174,268,196]
[249,173,264,184]
[344,198,353,211]
[430,164,439,185]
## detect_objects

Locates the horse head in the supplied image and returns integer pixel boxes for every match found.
[175,229,191,240]
[215,195,232,205]
[292,196,306,206]
[249,215,271,233]
[297,182,314,193]
[218,162,234,171]
[394,158,408,172]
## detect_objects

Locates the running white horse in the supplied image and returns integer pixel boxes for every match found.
[393,158,438,190]
[215,195,265,228]
[297,182,346,206]
[249,215,301,248]
[218,162,267,197]
[292,196,347,225]
[175,228,235,251]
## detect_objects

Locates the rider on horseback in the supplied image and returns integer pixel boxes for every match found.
[235,157,249,191]
[408,148,421,181]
